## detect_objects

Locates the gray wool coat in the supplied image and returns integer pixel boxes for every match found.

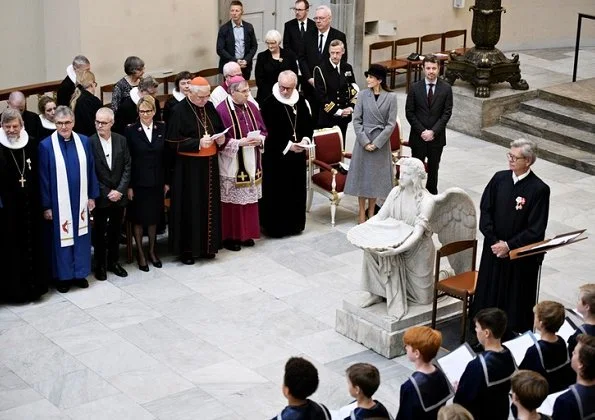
[344,88,398,199]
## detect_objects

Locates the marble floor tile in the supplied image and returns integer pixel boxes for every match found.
[150,338,231,375]
[64,393,155,420]
[64,280,130,309]
[151,293,224,326]
[216,333,299,369]
[0,309,26,335]
[16,299,92,334]
[183,359,269,396]
[115,316,194,354]
[0,366,43,411]
[120,277,196,307]
[86,297,161,329]
[32,368,120,409]
[141,387,235,420]
[108,365,195,404]
[182,273,260,301]
[213,381,285,420]
[0,398,69,420]
[46,320,127,356]
[288,330,368,364]
[76,340,159,378]
[6,291,67,315]
[0,324,56,359]
[2,345,85,384]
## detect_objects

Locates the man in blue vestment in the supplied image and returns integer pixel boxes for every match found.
[39,106,99,293]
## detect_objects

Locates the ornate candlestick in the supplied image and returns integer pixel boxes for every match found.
[444,0,529,97]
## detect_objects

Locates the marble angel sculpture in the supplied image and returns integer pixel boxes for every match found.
[347,158,476,320]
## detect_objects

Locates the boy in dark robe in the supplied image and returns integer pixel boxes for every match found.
[567,284,595,358]
[511,370,551,420]
[471,138,550,335]
[271,357,331,420]
[397,326,453,420]
[454,308,517,420]
[519,301,575,393]
[345,363,391,419]
[552,334,595,420]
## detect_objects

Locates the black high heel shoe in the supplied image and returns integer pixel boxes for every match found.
[149,255,162,268]
[137,255,149,272]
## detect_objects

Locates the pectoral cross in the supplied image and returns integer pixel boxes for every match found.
[19,176,26,188]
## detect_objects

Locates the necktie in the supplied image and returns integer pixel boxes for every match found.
[300,22,305,38]
[428,84,434,107]
[318,34,324,55]
[336,65,340,75]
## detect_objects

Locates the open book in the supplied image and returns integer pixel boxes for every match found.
[503,331,537,365]
[516,230,586,257]
[437,343,476,385]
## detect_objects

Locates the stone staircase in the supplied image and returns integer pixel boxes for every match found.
[481,90,595,175]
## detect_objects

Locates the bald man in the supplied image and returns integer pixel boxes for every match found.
[4,91,42,141]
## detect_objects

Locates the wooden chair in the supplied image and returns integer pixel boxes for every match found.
[394,37,420,92]
[431,239,478,343]
[442,29,469,56]
[100,83,115,105]
[419,33,449,76]
[390,116,405,184]
[369,41,395,86]
[306,126,351,227]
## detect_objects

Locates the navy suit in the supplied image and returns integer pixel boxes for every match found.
[216,20,258,80]
[405,78,453,194]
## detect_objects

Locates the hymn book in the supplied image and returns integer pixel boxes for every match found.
[437,343,476,385]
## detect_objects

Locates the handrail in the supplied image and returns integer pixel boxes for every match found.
[573,13,595,82]
[0,80,62,101]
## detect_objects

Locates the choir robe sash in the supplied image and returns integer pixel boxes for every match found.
[532,336,571,373]
[222,97,262,187]
[409,367,455,412]
[479,348,518,386]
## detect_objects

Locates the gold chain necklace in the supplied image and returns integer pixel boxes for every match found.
[186,98,210,135]
[283,104,298,142]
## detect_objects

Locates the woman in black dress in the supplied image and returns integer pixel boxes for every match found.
[163,71,192,124]
[125,96,168,271]
[254,29,298,104]
[70,70,102,136]
[112,56,145,113]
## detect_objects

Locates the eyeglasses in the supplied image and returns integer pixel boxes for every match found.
[265,41,278,45]
[139,109,154,114]
[279,85,295,91]
[236,89,251,94]
[55,121,73,127]
[313,16,329,21]
[95,120,112,126]
[506,152,526,162]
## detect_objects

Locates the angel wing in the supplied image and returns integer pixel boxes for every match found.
[428,188,477,274]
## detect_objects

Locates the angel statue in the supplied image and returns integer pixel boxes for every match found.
[347,158,476,320]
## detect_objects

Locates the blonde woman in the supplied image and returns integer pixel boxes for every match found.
[71,70,102,136]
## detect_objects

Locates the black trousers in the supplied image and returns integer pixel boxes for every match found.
[93,206,125,267]
[410,142,444,195]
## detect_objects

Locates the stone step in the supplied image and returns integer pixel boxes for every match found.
[481,125,595,175]
[500,111,595,154]
[520,98,595,134]
[539,84,595,114]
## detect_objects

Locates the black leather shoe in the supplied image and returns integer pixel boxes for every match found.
[56,282,70,293]
[138,264,149,272]
[181,255,195,265]
[223,240,241,251]
[95,266,107,281]
[241,239,255,247]
[108,262,128,277]
[149,256,162,268]
[73,278,89,288]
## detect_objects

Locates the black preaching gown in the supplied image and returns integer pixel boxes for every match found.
[166,99,223,257]
[471,170,550,333]
[396,367,453,420]
[454,348,517,420]
[259,92,314,238]
[0,141,47,302]
[519,336,575,393]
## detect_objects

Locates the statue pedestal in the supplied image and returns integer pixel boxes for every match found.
[335,292,463,358]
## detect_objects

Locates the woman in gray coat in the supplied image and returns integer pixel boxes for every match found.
[345,64,398,223]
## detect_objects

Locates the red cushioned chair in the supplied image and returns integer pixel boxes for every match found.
[306,126,350,227]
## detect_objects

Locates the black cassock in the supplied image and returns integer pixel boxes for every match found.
[166,99,223,257]
[454,348,517,420]
[259,93,314,238]
[471,170,550,333]
[0,140,47,302]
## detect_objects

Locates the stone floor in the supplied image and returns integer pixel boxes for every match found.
[1,47,594,419]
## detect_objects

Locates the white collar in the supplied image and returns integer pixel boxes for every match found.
[142,122,153,130]
[173,89,186,101]
[130,87,141,105]
[0,128,29,149]
[99,134,112,142]
[39,115,57,130]
[66,64,77,84]
[226,95,237,111]
[513,168,531,183]
[318,29,329,36]
[272,83,299,106]
[425,78,437,86]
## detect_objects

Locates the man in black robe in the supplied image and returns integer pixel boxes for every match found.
[57,55,91,107]
[166,77,224,265]
[260,70,314,238]
[3,91,42,141]
[0,109,47,302]
[470,138,550,335]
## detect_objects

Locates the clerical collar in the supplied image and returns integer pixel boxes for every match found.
[272,83,299,106]
[0,128,29,149]
[130,87,141,105]
[512,168,531,184]
[66,64,77,84]
[173,89,186,101]
[39,115,57,130]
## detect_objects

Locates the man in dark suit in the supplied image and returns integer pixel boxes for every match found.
[57,55,90,107]
[405,56,453,195]
[216,0,258,80]
[313,39,358,145]
[90,107,130,280]
[298,5,347,124]
[283,0,316,58]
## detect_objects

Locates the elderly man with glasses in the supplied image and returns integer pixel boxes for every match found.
[470,138,550,338]
[89,107,130,280]
[39,106,99,293]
